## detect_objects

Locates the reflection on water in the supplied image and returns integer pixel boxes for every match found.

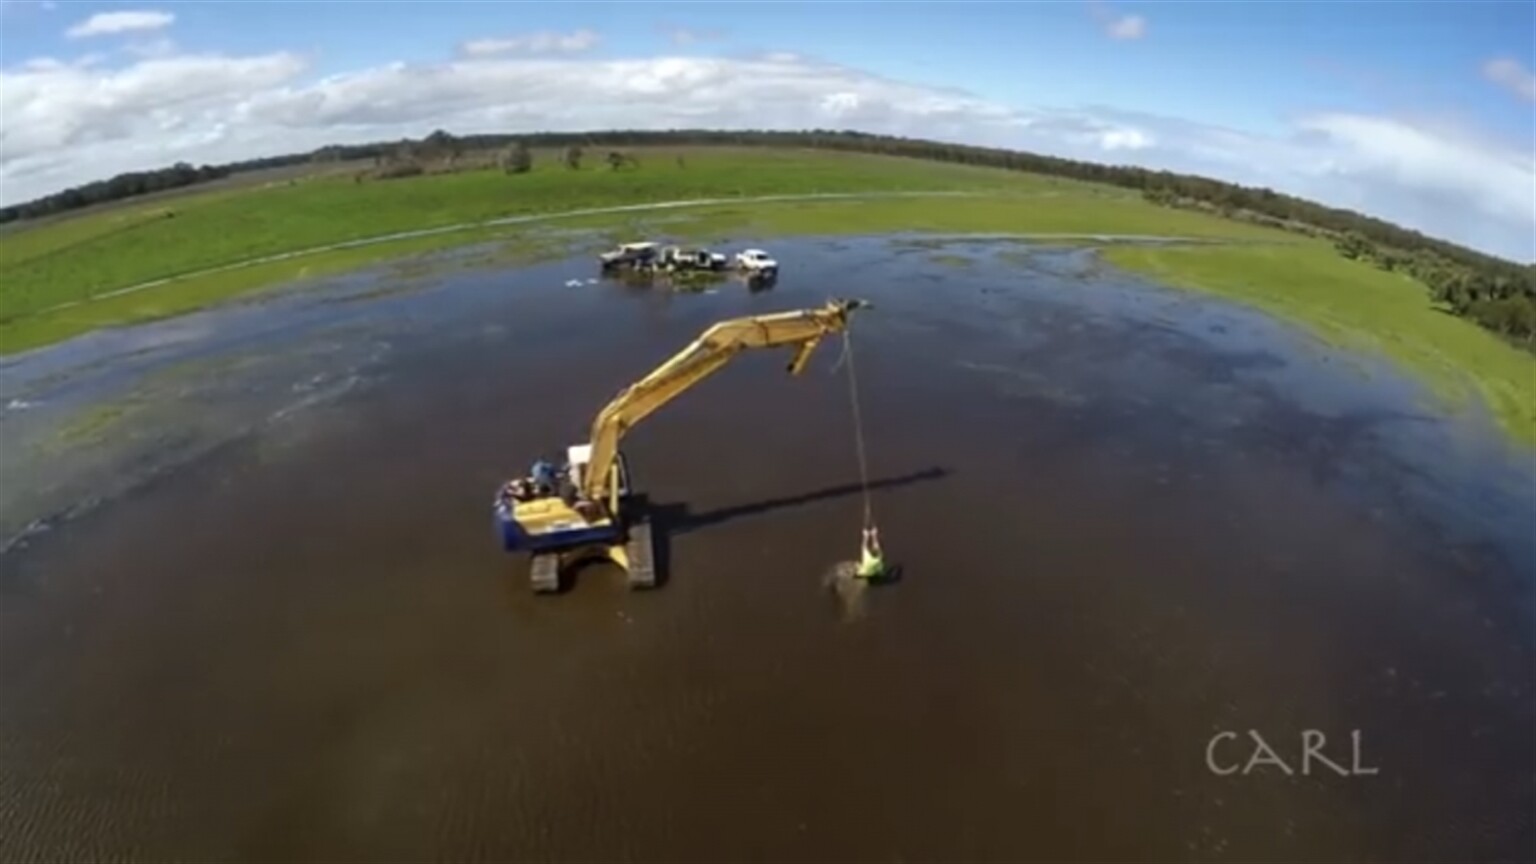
[1,236,1532,862]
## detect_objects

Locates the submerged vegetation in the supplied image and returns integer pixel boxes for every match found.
[1104,244,1536,445]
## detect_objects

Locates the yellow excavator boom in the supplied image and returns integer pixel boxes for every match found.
[581,297,869,502]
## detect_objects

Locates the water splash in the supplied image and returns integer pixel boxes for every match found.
[822,560,869,623]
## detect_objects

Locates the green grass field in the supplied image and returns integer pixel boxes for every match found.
[2,146,1532,445]
[0,148,1082,313]
[1104,243,1536,444]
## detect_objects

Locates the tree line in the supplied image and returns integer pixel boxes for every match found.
[3,128,1531,341]
[0,161,231,222]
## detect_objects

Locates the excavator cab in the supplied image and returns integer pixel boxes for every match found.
[564,444,631,505]
[495,447,652,594]
[495,448,631,549]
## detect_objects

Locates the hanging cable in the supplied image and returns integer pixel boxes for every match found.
[838,328,875,531]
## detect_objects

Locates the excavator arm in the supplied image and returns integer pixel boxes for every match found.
[581,297,869,502]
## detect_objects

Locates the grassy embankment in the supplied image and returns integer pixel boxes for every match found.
[2,146,1532,443]
[0,148,1272,352]
[1105,244,1536,444]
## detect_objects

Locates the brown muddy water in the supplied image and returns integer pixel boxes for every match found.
[1,236,1533,863]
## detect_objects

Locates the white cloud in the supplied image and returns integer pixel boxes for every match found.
[664,26,726,46]
[458,29,600,57]
[1099,128,1154,151]
[125,37,179,60]
[65,9,174,39]
[1483,57,1536,103]
[0,48,1530,262]
[1,52,306,177]
[1293,114,1533,242]
[19,53,106,73]
[19,57,64,72]
[1088,1,1147,41]
[1106,15,1146,40]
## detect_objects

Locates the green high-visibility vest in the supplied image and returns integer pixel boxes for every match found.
[857,549,884,578]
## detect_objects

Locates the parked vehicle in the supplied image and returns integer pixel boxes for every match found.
[600,241,659,271]
[734,248,779,276]
[659,246,728,272]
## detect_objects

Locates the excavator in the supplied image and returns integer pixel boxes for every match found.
[493,297,871,593]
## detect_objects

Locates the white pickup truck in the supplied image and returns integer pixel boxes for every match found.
[733,249,779,276]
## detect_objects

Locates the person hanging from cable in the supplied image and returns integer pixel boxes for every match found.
[855,525,886,581]
[835,325,887,583]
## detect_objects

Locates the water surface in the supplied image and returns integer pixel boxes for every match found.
[2,236,1532,862]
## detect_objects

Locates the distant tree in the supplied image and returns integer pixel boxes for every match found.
[1469,297,1536,340]
[1430,270,1466,310]
[421,129,463,168]
[563,145,584,170]
[503,141,532,174]
[373,161,424,180]
[1334,231,1374,261]
[1374,250,1406,273]
[1504,298,1536,340]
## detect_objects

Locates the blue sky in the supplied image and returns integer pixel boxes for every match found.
[2,1,1533,259]
[8,1,1529,135]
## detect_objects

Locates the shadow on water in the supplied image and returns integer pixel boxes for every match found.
[527,468,948,594]
[629,466,948,590]
[649,466,950,535]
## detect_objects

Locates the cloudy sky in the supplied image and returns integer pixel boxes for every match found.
[1,0,1532,261]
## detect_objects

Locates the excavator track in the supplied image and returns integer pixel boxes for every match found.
[530,553,561,594]
[625,522,657,590]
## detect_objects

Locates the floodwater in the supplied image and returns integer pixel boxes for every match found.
[1,236,1533,863]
